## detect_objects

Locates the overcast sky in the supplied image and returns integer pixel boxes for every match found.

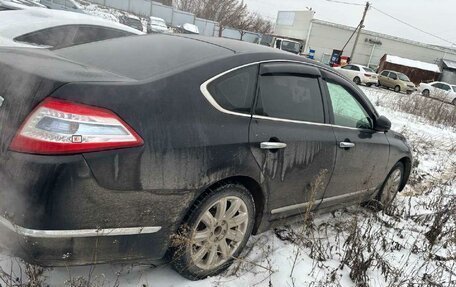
[243,0,455,48]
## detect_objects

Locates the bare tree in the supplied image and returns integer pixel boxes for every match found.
[177,0,272,35]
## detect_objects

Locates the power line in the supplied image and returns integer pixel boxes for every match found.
[371,6,455,46]
[324,0,364,6]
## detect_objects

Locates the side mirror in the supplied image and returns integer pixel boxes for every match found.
[374,115,391,132]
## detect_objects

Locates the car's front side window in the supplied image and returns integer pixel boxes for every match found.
[326,82,372,129]
[207,65,258,114]
[255,74,324,123]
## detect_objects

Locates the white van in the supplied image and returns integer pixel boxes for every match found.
[40,0,83,13]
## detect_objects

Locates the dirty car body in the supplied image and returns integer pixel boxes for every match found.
[0,34,412,266]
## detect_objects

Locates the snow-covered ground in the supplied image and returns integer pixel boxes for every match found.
[1,86,455,286]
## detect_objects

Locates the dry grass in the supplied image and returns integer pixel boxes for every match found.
[371,89,456,128]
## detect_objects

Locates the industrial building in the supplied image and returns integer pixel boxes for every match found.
[274,11,456,83]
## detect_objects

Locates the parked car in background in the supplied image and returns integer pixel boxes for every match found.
[378,70,416,94]
[0,8,143,49]
[175,23,200,34]
[0,34,412,280]
[418,81,456,105]
[40,0,83,13]
[334,64,378,86]
[148,16,169,33]
[119,15,143,32]
[0,0,47,10]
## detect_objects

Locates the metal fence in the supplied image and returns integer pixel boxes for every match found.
[88,0,260,40]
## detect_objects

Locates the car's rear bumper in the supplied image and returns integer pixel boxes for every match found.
[0,150,196,266]
[0,215,168,266]
[362,77,378,85]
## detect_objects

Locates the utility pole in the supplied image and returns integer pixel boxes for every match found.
[350,2,370,61]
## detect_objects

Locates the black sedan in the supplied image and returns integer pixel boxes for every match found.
[0,34,412,280]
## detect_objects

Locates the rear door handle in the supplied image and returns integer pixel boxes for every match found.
[339,142,355,148]
[260,142,287,150]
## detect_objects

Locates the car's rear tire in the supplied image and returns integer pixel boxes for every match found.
[171,184,255,280]
[394,85,401,93]
[422,89,430,97]
[353,76,361,85]
[377,162,404,210]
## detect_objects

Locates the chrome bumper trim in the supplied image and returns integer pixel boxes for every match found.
[0,216,161,238]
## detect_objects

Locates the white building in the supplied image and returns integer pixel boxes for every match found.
[274,11,456,70]
[274,10,315,41]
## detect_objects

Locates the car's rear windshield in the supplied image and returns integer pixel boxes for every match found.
[398,73,410,81]
[282,40,300,53]
[452,85,456,92]
[363,67,375,73]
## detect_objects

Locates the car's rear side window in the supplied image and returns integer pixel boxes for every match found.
[207,65,259,114]
[15,25,133,49]
[255,75,324,123]
[73,26,133,46]
[14,25,78,48]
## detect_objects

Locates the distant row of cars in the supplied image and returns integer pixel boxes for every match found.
[335,64,456,105]
[0,0,202,50]
[1,0,195,35]
[0,7,144,48]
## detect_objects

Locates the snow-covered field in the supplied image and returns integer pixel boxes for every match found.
[1,86,455,286]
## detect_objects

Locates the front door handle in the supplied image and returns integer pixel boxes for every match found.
[260,142,287,150]
[339,141,355,148]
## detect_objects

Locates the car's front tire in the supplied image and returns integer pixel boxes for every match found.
[394,85,401,93]
[171,184,255,280]
[377,162,404,209]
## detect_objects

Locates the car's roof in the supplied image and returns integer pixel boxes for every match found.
[54,34,312,81]
[149,16,165,21]
[0,8,144,38]
[180,35,294,54]
[432,81,450,85]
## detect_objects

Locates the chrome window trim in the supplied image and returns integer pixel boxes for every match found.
[0,216,161,238]
[200,59,377,133]
[271,189,372,215]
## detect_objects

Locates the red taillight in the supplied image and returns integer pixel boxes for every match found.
[364,74,372,77]
[10,98,143,155]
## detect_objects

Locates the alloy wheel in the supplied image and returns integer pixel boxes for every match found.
[380,168,402,206]
[190,196,249,270]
